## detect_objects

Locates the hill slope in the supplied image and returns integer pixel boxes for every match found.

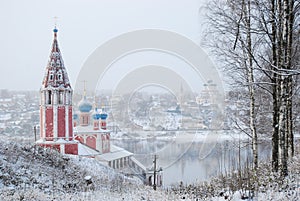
[0,140,179,201]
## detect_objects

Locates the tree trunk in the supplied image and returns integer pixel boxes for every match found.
[286,0,295,157]
[271,0,279,172]
[245,0,258,171]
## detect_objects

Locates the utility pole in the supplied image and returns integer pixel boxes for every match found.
[34,126,37,142]
[34,126,37,156]
[153,154,157,190]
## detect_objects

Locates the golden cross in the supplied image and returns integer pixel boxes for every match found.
[82,80,87,97]
[54,16,58,27]
[93,95,98,108]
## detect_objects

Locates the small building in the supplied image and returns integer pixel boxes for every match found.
[73,94,133,168]
[73,96,111,154]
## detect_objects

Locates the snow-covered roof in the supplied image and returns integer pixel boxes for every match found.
[110,144,124,152]
[96,145,133,162]
[130,156,147,171]
[35,139,79,144]
[78,143,100,156]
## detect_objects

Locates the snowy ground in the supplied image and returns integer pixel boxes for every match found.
[1,139,299,200]
[168,152,300,201]
[0,139,182,200]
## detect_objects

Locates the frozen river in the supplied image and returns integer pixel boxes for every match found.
[112,130,272,186]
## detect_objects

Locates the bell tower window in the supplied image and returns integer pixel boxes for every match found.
[66,91,71,105]
[57,69,63,82]
[47,91,52,104]
[49,72,54,81]
[59,91,64,104]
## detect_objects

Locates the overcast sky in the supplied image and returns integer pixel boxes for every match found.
[0,0,210,91]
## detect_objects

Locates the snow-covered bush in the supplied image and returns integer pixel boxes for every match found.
[0,140,181,200]
[169,151,300,200]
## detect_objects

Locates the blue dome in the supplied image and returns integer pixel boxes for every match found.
[78,97,92,113]
[100,113,108,120]
[73,113,78,120]
[92,109,101,120]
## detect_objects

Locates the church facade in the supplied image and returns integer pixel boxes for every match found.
[36,27,78,155]
[36,27,132,169]
[73,94,111,154]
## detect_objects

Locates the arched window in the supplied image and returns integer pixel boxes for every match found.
[84,116,89,125]
[47,91,52,104]
[68,91,72,104]
[57,70,63,81]
[58,91,64,104]
[49,70,54,81]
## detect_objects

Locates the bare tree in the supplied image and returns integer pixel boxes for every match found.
[255,0,299,175]
[204,0,300,176]
[204,0,259,170]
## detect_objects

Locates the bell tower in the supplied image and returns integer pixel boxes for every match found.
[37,27,78,155]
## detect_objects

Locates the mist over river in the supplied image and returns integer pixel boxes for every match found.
[112,130,272,186]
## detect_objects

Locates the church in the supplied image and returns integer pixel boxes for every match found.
[36,27,132,169]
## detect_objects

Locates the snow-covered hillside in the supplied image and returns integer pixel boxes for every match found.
[169,153,300,201]
[0,140,180,201]
[1,139,299,201]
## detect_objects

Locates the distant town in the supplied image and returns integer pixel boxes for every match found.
[0,84,251,142]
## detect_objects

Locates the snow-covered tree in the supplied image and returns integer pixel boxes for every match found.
[204,0,300,176]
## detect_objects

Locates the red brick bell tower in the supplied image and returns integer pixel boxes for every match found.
[37,27,78,155]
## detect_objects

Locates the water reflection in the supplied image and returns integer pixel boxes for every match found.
[112,131,272,186]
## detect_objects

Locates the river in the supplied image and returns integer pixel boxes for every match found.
[112,130,272,186]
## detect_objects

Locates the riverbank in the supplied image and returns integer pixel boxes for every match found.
[168,150,300,200]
